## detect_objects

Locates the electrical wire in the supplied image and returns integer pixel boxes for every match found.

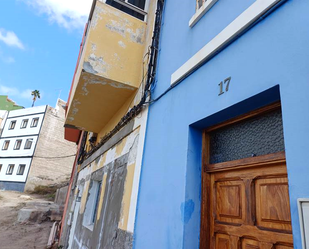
[79,0,165,163]
[33,154,76,159]
[145,85,175,104]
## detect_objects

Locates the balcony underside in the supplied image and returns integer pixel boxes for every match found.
[65,71,137,133]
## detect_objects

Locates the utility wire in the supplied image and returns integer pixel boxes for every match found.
[33,154,76,159]
[145,85,175,104]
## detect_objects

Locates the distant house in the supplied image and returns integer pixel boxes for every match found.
[0,99,77,192]
[0,95,24,111]
[0,95,23,137]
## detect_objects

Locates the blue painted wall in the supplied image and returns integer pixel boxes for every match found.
[0,181,25,192]
[134,0,309,248]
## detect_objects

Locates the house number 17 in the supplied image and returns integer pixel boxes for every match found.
[218,77,231,96]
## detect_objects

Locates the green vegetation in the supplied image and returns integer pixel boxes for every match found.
[31,90,41,107]
[31,185,57,201]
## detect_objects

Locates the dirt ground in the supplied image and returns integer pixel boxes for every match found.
[0,190,54,249]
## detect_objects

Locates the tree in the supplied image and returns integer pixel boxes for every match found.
[31,90,40,107]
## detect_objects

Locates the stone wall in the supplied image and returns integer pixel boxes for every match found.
[24,99,77,192]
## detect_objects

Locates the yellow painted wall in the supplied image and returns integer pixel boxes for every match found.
[95,0,158,140]
[80,180,90,214]
[85,2,146,88]
[72,0,158,239]
[118,162,135,230]
[96,173,107,221]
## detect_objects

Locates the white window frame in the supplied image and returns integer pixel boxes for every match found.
[298,198,309,249]
[83,180,102,230]
[20,119,28,129]
[114,0,147,16]
[189,0,218,28]
[16,164,26,175]
[30,118,39,128]
[6,164,14,175]
[8,120,16,130]
[172,0,285,86]
[24,138,33,150]
[14,139,22,150]
[102,0,149,20]
[2,140,10,150]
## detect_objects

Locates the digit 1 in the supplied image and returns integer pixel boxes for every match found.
[218,81,224,95]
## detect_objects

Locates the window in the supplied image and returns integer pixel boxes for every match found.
[30,118,39,127]
[6,164,14,175]
[106,0,147,21]
[20,119,28,129]
[0,164,2,173]
[2,140,10,150]
[14,140,22,150]
[24,139,33,149]
[83,180,102,229]
[208,109,284,164]
[197,0,204,9]
[92,181,102,223]
[8,120,16,130]
[16,164,26,175]
[189,0,218,28]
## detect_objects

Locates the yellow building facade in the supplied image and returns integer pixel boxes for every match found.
[61,0,163,248]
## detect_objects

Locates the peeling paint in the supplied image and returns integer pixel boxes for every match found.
[126,27,145,44]
[80,180,90,214]
[90,5,107,29]
[116,136,128,157]
[118,40,126,48]
[80,74,136,98]
[106,20,126,37]
[91,43,97,51]
[119,162,136,231]
[105,22,145,44]
[83,61,98,75]
[85,53,110,75]
[97,174,107,221]
[67,99,81,121]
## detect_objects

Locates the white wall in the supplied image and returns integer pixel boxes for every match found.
[2,113,45,138]
[0,106,46,184]
[0,158,31,182]
[0,135,38,157]
[7,105,46,118]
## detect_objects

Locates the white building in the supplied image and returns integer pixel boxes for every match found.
[0,110,8,136]
[0,100,76,192]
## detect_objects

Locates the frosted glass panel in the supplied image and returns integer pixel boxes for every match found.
[209,109,285,164]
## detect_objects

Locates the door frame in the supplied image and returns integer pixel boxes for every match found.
[199,101,287,249]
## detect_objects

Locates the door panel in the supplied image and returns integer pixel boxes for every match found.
[207,161,293,249]
[275,245,294,249]
[215,234,230,249]
[216,180,245,225]
[255,177,292,232]
[241,238,259,249]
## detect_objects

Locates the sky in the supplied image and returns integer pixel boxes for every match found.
[0,0,93,108]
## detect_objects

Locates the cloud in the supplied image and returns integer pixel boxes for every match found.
[0,84,33,100]
[0,29,25,49]
[22,0,93,30]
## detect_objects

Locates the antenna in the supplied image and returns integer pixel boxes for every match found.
[55,89,62,99]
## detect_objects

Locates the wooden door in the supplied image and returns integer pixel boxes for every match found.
[201,152,294,249]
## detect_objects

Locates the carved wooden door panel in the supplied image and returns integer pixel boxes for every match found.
[208,159,294,249]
